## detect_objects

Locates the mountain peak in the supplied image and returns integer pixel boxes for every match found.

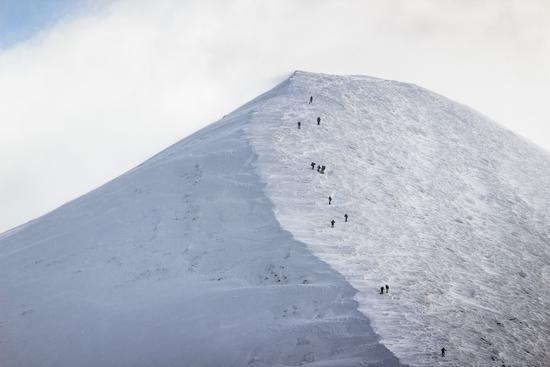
[2,72,550,367]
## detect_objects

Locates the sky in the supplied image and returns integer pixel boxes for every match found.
[0,0,110,47]
[0,0,74,47]
[0,0,549,233]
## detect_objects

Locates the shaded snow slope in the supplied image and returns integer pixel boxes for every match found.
[0,80,403,367]
[245,71,550,367]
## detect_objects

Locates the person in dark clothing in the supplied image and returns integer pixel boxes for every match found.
[441,347,446,357]
[309,96,313,104]
[330,220,335,228]
[317,165,321,172]
[311,162,316,170]
[328,196,332,205]
[380,286,384,294]
[344,214,348,222]
[385,284,389,293]
[320,165,326,174]
[317,117,321,125]
[297,121,301,129]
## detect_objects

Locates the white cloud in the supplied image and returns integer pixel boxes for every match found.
[1,0,549,232]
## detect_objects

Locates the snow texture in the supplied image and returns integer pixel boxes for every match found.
[0,75,402,367]
[246,71,550,367]
[2,71,550,367]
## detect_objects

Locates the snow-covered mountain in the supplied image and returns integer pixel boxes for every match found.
[2,71,550,367]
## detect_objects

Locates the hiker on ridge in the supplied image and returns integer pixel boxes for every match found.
[297,121,301,129]
[328,196,332,205]
[311,162,316,170]
[344,214,348,222]
[317,117,321,125]
[330,220,335,228]
[309,96,313,104]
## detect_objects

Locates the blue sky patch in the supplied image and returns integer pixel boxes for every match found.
[0,0,102,48]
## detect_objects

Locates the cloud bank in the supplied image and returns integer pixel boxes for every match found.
[1,0,549,232]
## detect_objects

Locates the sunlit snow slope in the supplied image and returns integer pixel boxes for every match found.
[0,78,403,367]
[246,71,550,367]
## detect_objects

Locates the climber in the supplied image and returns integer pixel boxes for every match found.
[317,117,321,125]
[380,286,384,295]
[309,96,313,104]
[297,121,301,129]
[385,284,389,293]
[317,165,321,172]
[311,162,316,170]
[328,196,332,205]
[441,347,446,357]
[320,165,326,174]
[331,220,335,228]
[344,214,348,222]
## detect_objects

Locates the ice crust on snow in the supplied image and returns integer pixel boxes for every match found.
[246,71,550,366]
[2,70,550,367]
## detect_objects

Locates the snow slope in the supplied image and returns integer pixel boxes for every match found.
[0,78,402,367]
[2,71,550,367]
[245,71,550,367]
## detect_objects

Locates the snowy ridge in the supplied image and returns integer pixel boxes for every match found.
[245,71,550,367]
[0,75,402,366]
[2,70,550,367]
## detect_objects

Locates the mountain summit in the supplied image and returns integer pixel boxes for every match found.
[2,71,550,367]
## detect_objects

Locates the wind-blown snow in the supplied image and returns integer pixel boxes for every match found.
[245,71,550,366]
[2,71,550,367]
[0,78,401,366]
